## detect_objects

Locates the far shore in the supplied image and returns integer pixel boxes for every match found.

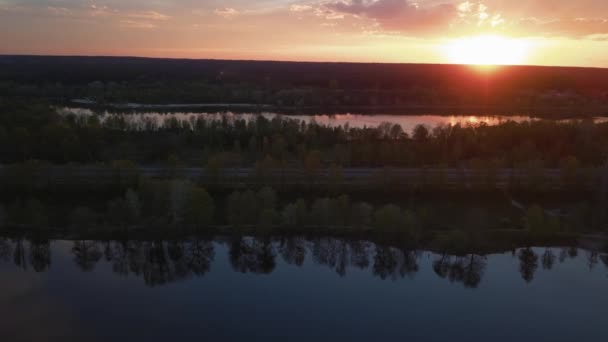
[1,225,601,255]
[69,99,608,117]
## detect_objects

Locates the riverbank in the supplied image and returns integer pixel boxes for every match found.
[2,222,602,256]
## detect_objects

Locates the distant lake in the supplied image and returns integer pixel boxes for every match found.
[2,236,607,341]
[58,107,608,134]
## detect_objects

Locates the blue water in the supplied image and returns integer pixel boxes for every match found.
[1,237,607,341]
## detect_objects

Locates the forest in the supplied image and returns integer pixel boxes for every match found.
[1,99,608,169]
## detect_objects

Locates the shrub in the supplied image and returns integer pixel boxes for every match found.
[281,203,298,226]
[525,205,546,232]
[184,187,215,227]
[351,202,373,228]
[310,198,331,226]
[374,205,405,232]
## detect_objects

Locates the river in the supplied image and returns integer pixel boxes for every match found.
[57,107,608,134]
[1,236,607,341]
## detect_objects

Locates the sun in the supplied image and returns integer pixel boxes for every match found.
[443,35,532,66]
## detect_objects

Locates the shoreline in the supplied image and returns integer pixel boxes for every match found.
[2,225,602,254]
[68,99,608,118]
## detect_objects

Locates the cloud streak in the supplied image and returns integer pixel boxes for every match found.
[324,0,457,33]
[317,0,608,38]
[0,2,171,29]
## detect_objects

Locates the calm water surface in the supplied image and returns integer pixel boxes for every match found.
[59,107,608,133]
[1,236,607,341]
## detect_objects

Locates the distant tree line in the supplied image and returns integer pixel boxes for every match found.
[2,56,608,110]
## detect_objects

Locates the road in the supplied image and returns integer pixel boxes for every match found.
[0,165,583,189]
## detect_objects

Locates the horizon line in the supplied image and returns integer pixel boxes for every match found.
[1,53,606,70]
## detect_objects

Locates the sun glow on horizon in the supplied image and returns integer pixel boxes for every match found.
[443,35,533,66]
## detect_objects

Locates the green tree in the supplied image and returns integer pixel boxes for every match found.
[413,124,429,142]
[257,187,277,225]
[329,195,350,226]
[351,202,373,228]
[310,198,331,226]
[125,188,141,223]
[526,205,546,232]
[435,230,469,255]
[169,180,196,224]
[374,205,406,232]
[281,203,298,226]
[226,191,243,225]
[295,198,308,225]
[389,124,406,140]
[259,209,277,227]
[257,187,277,212]
[184,187,215,227]
[138,179,170,218]
[226,190,258,226]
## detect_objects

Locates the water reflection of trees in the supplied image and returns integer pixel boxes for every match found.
[277,237,419,280]
[518,247,591,283]
[101,239,216,286]
[0,238,12,263]
[0,238,215,286]
[229,236,275,274]
[0,237,606,288]
[433,254,487,288]
[541,249,556,270]
[0,238,52,272]
[518,248,539,283]
[373,246,419,280]
[13,239,27,270]
[72,240,102,272]
[29,239,51,272]
[278,236,307,267]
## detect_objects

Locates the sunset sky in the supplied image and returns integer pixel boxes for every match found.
[2,0,608,67]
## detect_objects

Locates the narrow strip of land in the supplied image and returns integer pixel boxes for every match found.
[0,165,592,189]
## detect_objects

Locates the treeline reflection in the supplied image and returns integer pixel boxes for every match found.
[0,236,605,288]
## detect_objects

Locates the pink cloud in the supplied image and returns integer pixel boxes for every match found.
[324,0,458,33]
[321,0,608,37]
